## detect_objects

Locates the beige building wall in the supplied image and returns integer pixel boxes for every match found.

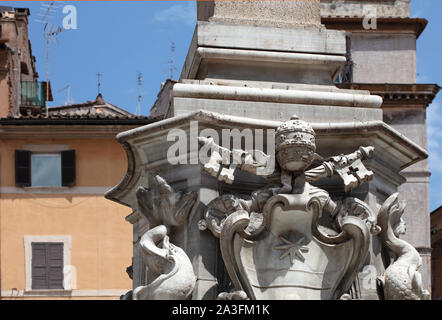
[0,137,133,300]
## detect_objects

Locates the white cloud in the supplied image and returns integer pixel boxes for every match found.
[154,3,196,25]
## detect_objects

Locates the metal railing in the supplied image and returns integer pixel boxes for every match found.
[20,81,46,108]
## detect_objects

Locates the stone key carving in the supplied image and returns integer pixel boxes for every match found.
[199,118,374,195]
[198,136,273,184]
[132,175,197,300]
[376,193,430,300]
[328,147,374,192]
[198,115,429,300]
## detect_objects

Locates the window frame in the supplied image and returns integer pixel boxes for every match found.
[30,152,63,187]
[31,242,64,290]
[24,235,72,292]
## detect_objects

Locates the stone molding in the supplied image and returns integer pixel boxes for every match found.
[0,186,113,195]
[172,83,382,108]
[1,289,127,298]
[0,124,145,139]
[337,83,440,108]
[322,17,428,39]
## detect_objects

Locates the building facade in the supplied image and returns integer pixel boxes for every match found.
[320,0,440,293]
[431,206,442,300]
[0,7,157,300]
[0,7,45,118]
[0,95,159,300]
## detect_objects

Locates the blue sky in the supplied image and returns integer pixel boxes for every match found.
[3,1,442,210]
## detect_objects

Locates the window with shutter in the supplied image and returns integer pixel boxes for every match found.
[15,149,76,187]
[31,242,64,290]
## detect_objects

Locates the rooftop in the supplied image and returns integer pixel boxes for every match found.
[1,94,160,125]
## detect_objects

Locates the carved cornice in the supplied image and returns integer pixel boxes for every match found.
[106,110,428,208]
[337,83,440,109]
[321,17,428,38]
[0,124,148,139]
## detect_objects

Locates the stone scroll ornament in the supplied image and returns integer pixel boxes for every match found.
[132,175,197,300]
[198,115,427,300]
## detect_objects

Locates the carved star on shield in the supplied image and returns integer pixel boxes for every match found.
[274,236,309,263]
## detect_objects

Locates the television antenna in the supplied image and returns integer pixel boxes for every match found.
[167,42,178,79]
[36,2,67,116]
[43,24,65,116]
[137,72,143,116]
[57,85,74,105]
[35,1,63,24]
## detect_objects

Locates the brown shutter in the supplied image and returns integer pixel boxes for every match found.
[48,243,64,289]
[15,150,31,187]
[32,243,64,290]
[61,150,76,187]
[31,243,48,290]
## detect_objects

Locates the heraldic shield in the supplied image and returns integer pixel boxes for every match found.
[219,193,371,300]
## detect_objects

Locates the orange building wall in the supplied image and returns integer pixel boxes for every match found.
[0,138,129,187]
[0,137,133,300]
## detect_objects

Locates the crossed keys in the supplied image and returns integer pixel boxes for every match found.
[274,236,309,263]
[331,146,375,192]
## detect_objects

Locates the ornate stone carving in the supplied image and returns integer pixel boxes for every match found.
[336,197,381,236]
[197,115,428,300]
[198,194,250,238]
[376,193,430,300]
[217,195,370,300]
[197,116,377,300]
[132,175,197,300]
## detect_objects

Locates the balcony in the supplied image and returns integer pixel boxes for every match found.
[20,81,52,112]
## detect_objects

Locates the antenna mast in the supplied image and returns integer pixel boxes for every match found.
[137,72,143,116]
[168,42,177,79]
[96,72,103,95]
[57,85,74,105]
[37,1,65,117]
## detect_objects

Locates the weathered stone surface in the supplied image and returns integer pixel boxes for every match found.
[105,110,429,299]
[350,34,416,84]
[321,0,410,18]
[198,0,321,28]
[172,97,383,124]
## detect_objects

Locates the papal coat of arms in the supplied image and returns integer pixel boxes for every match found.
[131,116,429,300]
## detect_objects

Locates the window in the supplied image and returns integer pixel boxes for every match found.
[15,150,76,187]
[31,242,64,290]
[31,154,62,187]
[24,235,72,292]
